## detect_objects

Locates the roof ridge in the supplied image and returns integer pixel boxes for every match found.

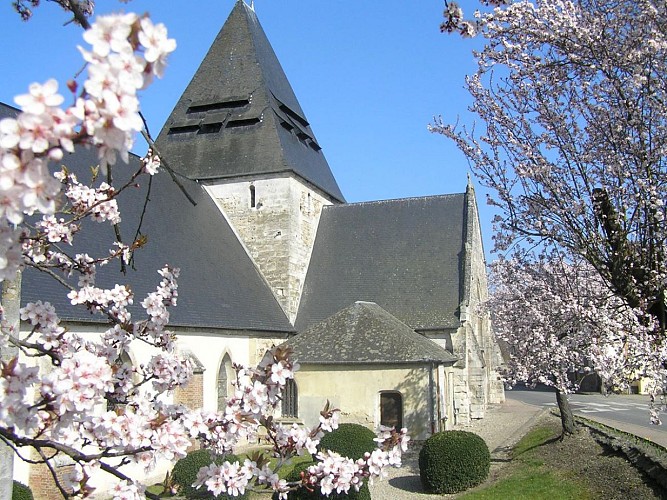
[287,300,457,364]
[324,192,465,209]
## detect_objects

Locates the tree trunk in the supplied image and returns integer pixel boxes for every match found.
[556,389,576,439]
[0,274,21,500]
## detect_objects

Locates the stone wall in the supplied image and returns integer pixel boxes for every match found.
[296,364,436,440]
[205,174,335,323]
[461,185,506,411]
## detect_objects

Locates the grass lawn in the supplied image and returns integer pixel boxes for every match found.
[457,424,592,500]
[455,424,590,500]
[456,414,664,500]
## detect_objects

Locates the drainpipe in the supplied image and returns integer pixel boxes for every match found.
[435,363,442,431]
[428,362,436,435]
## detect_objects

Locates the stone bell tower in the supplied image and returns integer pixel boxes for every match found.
[154,1,345,324]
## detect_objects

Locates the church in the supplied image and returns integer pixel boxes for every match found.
[11,1,504,496]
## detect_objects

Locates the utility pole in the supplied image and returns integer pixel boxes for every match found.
[0,274,21,499]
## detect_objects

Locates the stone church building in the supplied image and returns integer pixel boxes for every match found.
[10,1,504,496]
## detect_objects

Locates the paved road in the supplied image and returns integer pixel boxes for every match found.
[505,387,667,435]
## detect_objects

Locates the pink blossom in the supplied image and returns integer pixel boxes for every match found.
[14,79,64,115]
[270,361,291,385]
[138,18,176,79]
[82,13,137,58]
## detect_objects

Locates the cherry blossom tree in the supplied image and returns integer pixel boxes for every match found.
[0,5,409,499]
[489,251,664,436]
[432,0,667,343]
[11,0,95,24]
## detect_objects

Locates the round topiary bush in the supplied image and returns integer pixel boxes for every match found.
[275,460,371,500]
[12,481,34,500]
[418,430,490,494]
[318,423,377,461]
[277,424,375,499]
[171,449,247,499]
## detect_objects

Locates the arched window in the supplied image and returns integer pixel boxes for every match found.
[249,185,256,208]
[218,354,233,411]
[282,378,298,418]
[380,391,403,430]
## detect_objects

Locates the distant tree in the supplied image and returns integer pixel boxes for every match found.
[432,0,667,341]
[488,252,662,436]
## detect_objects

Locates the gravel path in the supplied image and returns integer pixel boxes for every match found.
[368,398,546,499]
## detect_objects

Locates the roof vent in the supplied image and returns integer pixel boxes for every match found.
[187,97,250,115]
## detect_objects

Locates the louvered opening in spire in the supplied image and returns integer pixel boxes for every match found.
[155,1,345,202]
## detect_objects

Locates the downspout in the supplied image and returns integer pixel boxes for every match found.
[429,362,436,435]
[435,363,442,432]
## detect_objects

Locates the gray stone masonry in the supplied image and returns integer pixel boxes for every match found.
[205,175,334,324]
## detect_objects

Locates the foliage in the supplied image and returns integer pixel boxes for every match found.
[171,450,246,499]
[489,253,664,423]
[12,481,33,500]
[490,254,658,389]
[318,424,377,461]
[282,423,376,500]
[269,422,409,499]
[419,430,490,494]
[276,460,371,500]
[433,0,667,400]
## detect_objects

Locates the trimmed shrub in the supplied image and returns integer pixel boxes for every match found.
[276,424,376,499]
[275,460,371,500]
[318,423,377,460]
[419,430,490,494]
[171,449,248,499]
[12,481,34,500]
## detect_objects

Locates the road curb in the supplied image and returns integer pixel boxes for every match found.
[576,416,667,492]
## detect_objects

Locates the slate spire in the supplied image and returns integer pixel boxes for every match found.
[155,1,345,202]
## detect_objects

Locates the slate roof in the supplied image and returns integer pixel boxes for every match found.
[284,301,457,364]
[295,195,467,332]
[1,101,293,333]
[0,103,14,121]
[154,0,345,203]
[4,1,477,341]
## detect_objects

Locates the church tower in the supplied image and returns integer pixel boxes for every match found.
[155,1,344,323]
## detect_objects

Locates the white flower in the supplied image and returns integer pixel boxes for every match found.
[270,361,291,385]
[83,14,137,58]
[0,118,20,149]
[20,300,58,327]
[17,112,54,154]
[108,51,146,93]
[142,152,160,175]
[14,79,63,115]
[138,18,176,79]
[320,410,339,432]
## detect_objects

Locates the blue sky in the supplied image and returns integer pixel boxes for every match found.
[0,0,497,255]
